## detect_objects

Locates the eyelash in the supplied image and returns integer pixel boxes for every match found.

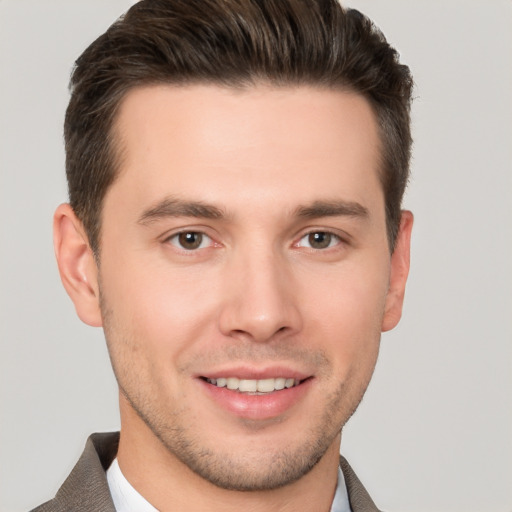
[295,231,343,251]
[164,229,345,253]
[165,231,215,251]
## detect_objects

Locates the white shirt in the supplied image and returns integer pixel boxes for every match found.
[107,458,351,512]
[107,459,158,512]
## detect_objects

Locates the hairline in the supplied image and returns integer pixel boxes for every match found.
[91,79,394,259]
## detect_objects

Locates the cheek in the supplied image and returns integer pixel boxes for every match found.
[99,256,221,363]
[302,261,389,368]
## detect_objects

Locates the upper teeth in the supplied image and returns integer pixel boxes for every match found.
[206,377,298,393]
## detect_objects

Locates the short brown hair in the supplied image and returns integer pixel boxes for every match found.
[65,0,413,254]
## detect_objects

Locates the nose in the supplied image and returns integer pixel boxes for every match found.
[218,248,302,343]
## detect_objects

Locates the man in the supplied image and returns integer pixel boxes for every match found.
[32,0,413,511]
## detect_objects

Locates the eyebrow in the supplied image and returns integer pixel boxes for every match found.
[138,196,369,226]
[294,200,369,220]
[138,197,225,225]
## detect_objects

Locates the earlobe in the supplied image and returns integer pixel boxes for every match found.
[381,210,413,332]
[53,203,103,327]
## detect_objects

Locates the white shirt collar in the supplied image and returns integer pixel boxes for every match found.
[106,458,351,512]
[107,458,158,512]
[331,467,352,512]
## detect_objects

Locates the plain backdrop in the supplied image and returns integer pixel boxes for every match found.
[1,1,511,511]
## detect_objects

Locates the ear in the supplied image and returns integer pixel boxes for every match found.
[381,210,413,332]
[53,203,103,327]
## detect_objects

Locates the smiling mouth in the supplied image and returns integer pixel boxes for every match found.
[201,377,305,394]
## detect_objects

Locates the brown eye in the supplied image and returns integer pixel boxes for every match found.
[308,232,333,249]
[297,231,340,250]
[173,232,205,250]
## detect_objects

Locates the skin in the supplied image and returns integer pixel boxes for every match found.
[54,84,413,512]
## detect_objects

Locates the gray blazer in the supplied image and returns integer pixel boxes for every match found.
[31,432,381,512]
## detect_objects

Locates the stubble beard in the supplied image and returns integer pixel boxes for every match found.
[116,363,374,492]
[101,295,379,492]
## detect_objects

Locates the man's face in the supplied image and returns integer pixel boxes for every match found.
[87,84,407,490]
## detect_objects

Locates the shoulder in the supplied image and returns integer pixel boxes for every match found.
[29,432,119,512]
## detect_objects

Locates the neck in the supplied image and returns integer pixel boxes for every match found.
[117,399,341,512]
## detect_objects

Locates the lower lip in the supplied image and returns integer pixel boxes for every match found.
[199,378,313,420]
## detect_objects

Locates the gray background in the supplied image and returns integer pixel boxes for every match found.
[1,1,511,511]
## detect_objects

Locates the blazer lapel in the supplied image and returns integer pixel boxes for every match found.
[340,456,382,512]
[31,432,119,512]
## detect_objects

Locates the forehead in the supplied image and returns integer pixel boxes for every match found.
[109,83,383,216]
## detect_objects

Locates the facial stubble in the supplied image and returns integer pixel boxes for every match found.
[100,291,380,492]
